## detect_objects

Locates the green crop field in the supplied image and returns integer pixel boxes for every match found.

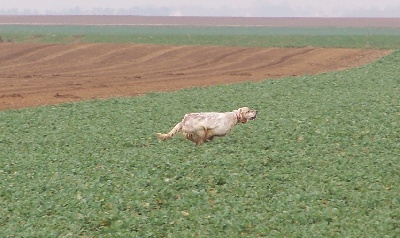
[0,26,399,237]
[1,25,400,48]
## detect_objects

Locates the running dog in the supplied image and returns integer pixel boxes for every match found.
[156,107,257,145]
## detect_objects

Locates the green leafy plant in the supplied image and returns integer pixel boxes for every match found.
[1,48,399,236]
[1,25,400,48]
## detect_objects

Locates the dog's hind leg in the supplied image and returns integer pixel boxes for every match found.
[194,128,207,146]
[156,122,182,140]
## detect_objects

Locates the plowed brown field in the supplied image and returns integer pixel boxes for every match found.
[0,43,391,110]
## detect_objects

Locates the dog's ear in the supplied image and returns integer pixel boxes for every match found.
[237,107,247,114]
[237,107,248,124]
[239,107,249,116]
[237,108,245,120]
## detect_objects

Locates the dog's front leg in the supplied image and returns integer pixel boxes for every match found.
[205,129,215,142]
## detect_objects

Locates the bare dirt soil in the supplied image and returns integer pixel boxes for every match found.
[0,16,395,110]
[0,43,391,110]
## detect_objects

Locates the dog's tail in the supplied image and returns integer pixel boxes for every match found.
[156,122,183,140]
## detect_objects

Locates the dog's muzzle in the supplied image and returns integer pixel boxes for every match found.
[250,112,257,120]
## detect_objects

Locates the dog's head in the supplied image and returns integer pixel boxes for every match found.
[235,107,258,124]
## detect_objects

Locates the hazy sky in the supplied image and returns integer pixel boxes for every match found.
[2,0,400,17]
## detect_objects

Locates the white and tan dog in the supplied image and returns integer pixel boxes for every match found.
[156,107,257,145]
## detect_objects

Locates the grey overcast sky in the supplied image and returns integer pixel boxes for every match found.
[2,0,400,17]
